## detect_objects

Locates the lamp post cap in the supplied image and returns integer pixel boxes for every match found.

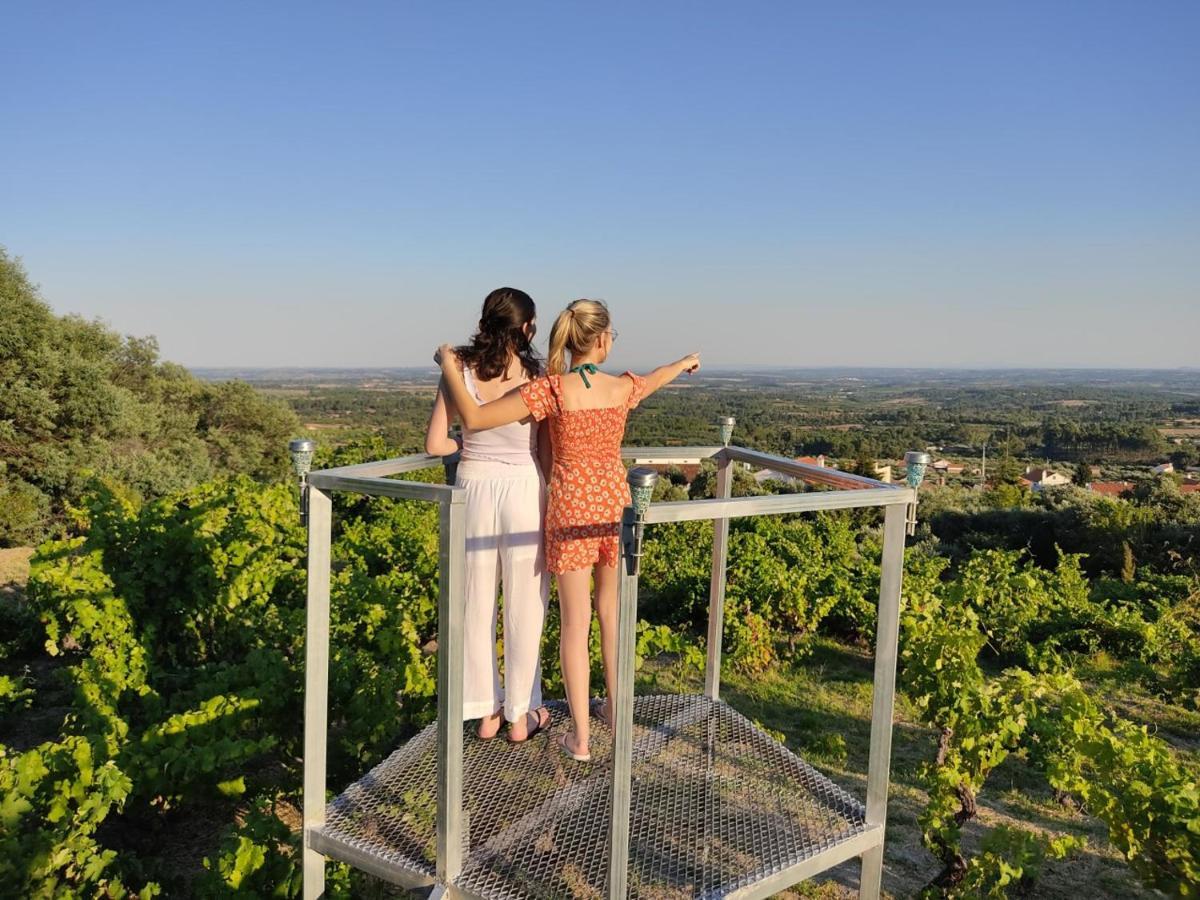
[905,451,932,466]
[627,466,659,489]
[289,438,316,453]
[717,416,736,426]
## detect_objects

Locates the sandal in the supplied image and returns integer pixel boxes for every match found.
[507,707,551,744]
[590,697,613,729]
[556,732,592,763]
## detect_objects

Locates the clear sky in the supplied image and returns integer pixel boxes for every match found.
[2,2,1197,369]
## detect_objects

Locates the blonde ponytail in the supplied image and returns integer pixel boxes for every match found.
[546,299,610,375]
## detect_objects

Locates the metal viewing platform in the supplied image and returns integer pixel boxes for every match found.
[295,427,918,899]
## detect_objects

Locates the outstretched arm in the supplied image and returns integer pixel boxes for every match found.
[424,381,461,457]
[436,344,530,431]
[639,353,701,401]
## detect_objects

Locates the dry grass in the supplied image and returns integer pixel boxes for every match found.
[0,546,33,597]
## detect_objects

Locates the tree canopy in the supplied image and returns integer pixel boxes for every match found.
[0,248,298,545]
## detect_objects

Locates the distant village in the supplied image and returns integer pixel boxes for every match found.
[743,452,1200,498]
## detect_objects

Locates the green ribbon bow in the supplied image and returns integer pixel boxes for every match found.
[569,363,599,388]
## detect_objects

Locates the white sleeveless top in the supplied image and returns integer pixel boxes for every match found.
[460,367,539,466]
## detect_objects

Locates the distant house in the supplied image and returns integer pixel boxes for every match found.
[1020,466,1071,491]
[1182,483,1200,495]
[1151,462,1176,475]
[932,458,966,476]
[1089,481,1135,498]
[755,455,824,486]
[754,454,878,488]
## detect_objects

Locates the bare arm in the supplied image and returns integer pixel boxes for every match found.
[424,381,461,457]
[436,345,531,431]
[639,353,701,401]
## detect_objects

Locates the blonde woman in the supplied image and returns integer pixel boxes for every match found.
[425,288,552,742]
[435,299,699,761]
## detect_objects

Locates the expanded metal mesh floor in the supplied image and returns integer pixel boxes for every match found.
[314,694,868,898]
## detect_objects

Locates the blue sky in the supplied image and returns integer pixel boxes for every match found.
[2,2,1197,368]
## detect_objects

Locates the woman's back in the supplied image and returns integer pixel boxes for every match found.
[460,363,538,466]
[554,370,635,411]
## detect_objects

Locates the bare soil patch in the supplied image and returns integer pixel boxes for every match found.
[0,546,34,596]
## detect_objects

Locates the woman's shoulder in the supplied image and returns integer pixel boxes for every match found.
[592,371,640,402]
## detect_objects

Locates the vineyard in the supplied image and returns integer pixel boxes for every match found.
[1,440,1198,897]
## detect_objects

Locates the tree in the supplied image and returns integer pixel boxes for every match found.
[993,455,1024,486]
[0,247,299,544]
[1074,460,1092,487]
[1170,445,1199,470]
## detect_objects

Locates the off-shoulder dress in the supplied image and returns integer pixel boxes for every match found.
[518,372,647,574]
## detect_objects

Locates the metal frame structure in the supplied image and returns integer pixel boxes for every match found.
[299,441,912,899]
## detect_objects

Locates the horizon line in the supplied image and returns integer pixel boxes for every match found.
[185,364,1200,374]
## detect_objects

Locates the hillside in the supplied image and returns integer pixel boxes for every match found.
[0,249,299,546]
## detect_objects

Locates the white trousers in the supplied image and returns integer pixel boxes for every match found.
[456,459,549,722]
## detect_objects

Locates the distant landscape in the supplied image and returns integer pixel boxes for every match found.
[3,248,1198,898]
[193,365,1200,485]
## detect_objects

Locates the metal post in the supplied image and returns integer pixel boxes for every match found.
[302,488,332,900]
[608,507,640,899]
[609,468,655,899]
[436,491,468,884]
[859,502,907,899]
[705,449,734,699]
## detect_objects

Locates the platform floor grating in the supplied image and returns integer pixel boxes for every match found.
[312,694,869,898]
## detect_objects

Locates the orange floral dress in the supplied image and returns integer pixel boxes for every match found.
[519,372,646,574]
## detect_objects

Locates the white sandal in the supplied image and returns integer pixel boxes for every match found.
[556,732,592,762]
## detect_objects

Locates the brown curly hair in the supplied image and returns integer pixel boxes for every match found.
[455,287,542,381]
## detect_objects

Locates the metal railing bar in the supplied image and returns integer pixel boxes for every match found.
[436,500,468,882]
[721,824,884,900]
[705,454,733,699]
[726,446,900,492]
[619,445,726,463]
[305,828,437,892]
[307,472,460,502]
[309,452,447,480]
[642,486,912,524]
[302,488,333,900]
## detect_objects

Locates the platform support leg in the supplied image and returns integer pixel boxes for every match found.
[608,510,640,899]
[859,502,906,900]
[704,450,733,700]
[436,494,468,886]
[303,488,333,900]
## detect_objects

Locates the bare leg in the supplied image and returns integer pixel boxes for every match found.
[478,710,502,739]
[557,567,593,757]
[592,562,620,724]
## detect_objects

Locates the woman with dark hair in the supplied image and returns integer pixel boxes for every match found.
[424,287,552,742]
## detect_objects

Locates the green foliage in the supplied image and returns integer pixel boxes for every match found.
[0,737,159,898]
[899,550,1200,896]
[0,247,299,546]
[947,827,1084,899]
[639,512,881,673]
[197,794,353,899]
